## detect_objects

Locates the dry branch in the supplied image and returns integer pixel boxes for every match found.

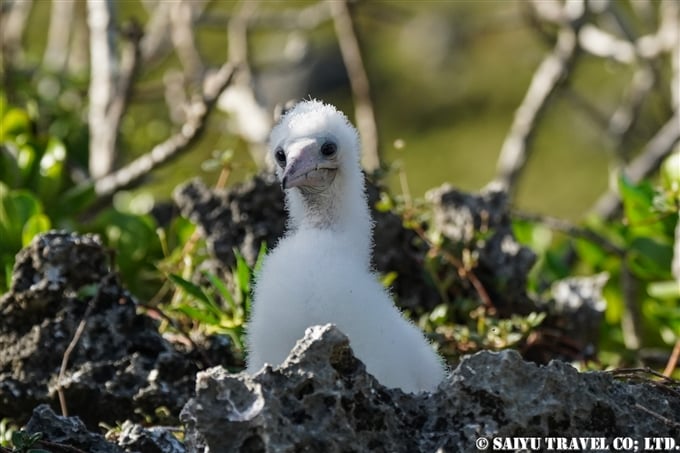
[329,0,381,173]
[591,113,680,219]
[170,0,205,87]
[43,0,75,72]
[94,62,237,198]
[86,0,120,179]
[493,0,585,194]
[0,0,32,63]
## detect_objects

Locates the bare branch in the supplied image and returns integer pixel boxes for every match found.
[169,0,206,87]
[0,0,33,64]
[94,62,238,197]
[197,1,331,31]
[218,0,273,170]
[666,0,680,112]
[43,0,75,72]
[591,113,680,219]
[86,0,119,179]
[607,66,656,160]
[578,24,636,64]
[493,0,585,194]
[329,0,380,173]
[140,0,173,63]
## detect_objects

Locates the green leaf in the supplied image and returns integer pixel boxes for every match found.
[618,175,655,225]
[22,213,51,246]
[0,185,43,253]
[17,144,38,185]
[168,274,210,305]
[0,146,20,188]
[204,271,238,313]
[175,304,219,326]
[253,242,267,274]
[234,250,251,295]
[57,182,96,218]
[647,280,680,300]
[628,236,673,279]
[36,138,66,204]
[169,273,223,320]
[0,108,31,141]
[661,151,680,190]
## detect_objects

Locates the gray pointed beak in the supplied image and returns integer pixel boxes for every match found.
[281,139,338,191]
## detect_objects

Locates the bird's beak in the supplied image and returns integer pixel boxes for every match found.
[281,139,338,191]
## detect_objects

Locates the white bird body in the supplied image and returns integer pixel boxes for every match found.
[246,100,445,393]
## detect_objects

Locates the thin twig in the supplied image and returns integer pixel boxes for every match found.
[137,302,213,368]
[329,0,381,173]
[609,367,680,399]
[634,403,680,428]
[57,272,116,417]
[664,339,680,378]
[406,215,495,310]
[35,440,89,453]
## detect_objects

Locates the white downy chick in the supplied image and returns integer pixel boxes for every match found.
[246,100,445,393]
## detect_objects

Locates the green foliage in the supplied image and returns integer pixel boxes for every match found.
[0,419,18,448]
[166,244,266,355]
[4,430,49,453]
[0,99,165,298]
[516,162,680,364]
[423,302,546,356]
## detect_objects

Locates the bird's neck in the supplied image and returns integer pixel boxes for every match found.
[286,173,373,264]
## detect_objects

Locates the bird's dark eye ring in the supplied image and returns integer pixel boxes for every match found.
[320,141,337,157]
[274,147,286,165]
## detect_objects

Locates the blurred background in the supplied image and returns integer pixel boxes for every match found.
[1,0,678,370]
[3,0,675,219]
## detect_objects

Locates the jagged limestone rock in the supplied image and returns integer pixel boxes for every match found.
[182,324,680,452]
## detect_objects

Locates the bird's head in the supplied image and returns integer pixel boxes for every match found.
[269,100,360,194]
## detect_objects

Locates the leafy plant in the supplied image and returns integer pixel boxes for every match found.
[514,154,680,368]
[4,430,49,453]
[165,244,266,356]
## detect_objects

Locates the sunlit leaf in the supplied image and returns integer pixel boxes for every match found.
[0,108,31,141]
[618,175,655,225]
[22,213,51,246]
[168,273,210,305]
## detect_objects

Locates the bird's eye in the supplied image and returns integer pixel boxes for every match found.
[320,141,337,157]
[274,147,286,166]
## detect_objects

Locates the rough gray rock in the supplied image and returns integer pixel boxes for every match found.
[173,175,286,269]
[25,404,125,453]
[426,183,537,316]
[173,176,438,311]
[23,404,186,453]
[117,420,186,453]
[0,231,206,427]
[181,324,680,452]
